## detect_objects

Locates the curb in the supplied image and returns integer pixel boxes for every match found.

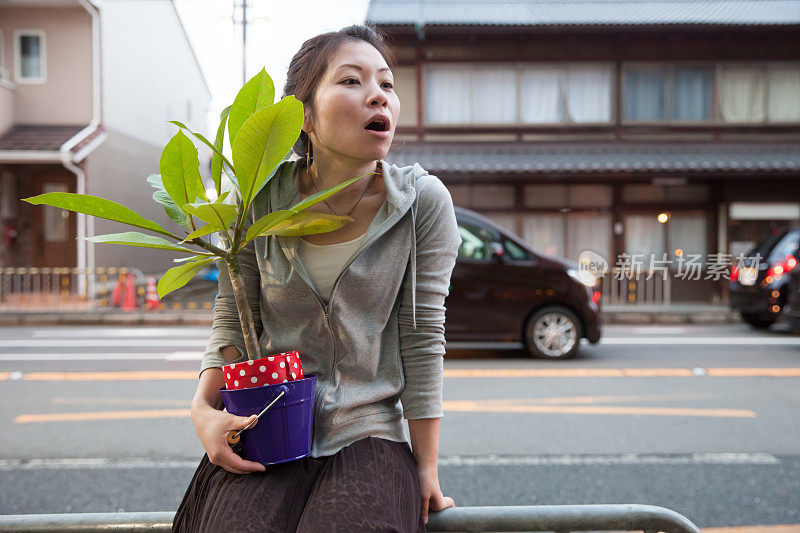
[0,311,213,326]
[0,310,742,326]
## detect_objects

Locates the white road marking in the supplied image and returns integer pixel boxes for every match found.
[31,328,208,338]
[0,453,779,470]
[0,353,182,361]
[599,337,800,345]
[0,339,206,348]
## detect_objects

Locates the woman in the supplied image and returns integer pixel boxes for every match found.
[173,22,460,532]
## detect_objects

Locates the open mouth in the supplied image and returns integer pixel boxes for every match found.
[364,119,389,132]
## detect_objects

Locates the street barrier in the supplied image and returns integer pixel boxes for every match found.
[0,267,214,312]
[0,504,701,532]
[601,268,671,307]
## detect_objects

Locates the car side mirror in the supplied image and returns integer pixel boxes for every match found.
[489,242,504,261]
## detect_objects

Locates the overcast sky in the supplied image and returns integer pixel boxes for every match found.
[173,0,371,136]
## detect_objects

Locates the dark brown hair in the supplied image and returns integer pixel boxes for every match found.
[282,22,397,166]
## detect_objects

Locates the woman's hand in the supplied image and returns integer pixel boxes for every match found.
[191,402,266,475]
[417,465,455,525]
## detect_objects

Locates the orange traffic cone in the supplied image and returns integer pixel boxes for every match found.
[145,275,161,310]
[110,274,125,307]
[122,272,138,310]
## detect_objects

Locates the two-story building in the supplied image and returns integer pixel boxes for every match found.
[368,0,800,303]
[0,0,210,275]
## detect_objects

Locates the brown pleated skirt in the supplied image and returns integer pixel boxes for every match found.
[172,436,427,532]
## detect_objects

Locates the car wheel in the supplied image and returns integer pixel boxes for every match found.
[524,306,582,359]
[740,311,776,330]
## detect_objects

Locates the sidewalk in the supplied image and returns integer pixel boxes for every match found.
[602,304,743,325]
[0,304,741,326]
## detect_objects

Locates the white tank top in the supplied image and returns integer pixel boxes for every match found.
[296,232,367,303]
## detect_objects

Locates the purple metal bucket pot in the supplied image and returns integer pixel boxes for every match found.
[219,374,316,465]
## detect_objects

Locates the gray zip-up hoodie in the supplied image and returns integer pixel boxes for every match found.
[200,157,462,458]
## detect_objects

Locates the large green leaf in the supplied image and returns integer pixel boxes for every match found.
[291,174,372,213]
[153,190,191,229]
[232,96,303,210]
[210,106,232,195]
[167,120,234,180]
[22,192,173,238]
[158,257,216,299]
[182,201,237,231]
[159,130,206,211]
[247,210,354,240]
[84,232,194,253]
[181,224,218,243]
[228,68,275,148]
[244,209,299,244]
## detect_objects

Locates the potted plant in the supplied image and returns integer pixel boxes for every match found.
[22,68,377,464]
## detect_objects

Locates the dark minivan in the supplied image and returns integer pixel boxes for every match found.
[729,226,799,329]
[445,206,602,359]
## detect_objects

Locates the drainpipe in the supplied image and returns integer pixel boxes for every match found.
[59,0,102,297]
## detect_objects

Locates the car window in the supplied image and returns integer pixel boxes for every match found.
[751,232,783,258]
[457,222,495,261]
[767,230,800,263]
[503,237,531,260]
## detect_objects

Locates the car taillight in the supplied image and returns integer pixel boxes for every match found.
[766,255,797,280]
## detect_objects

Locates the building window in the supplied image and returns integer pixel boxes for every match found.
[624,65,713,122]
[624,212,708,269]
[14,30,45,84]
[718,64,800,123]
[520,213,612,263]
[425,63,612,125]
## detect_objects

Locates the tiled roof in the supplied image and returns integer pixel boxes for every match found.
[386,141,800,176]
[0,124,100,152]
[366,0,800,27]
[0,124,85,151]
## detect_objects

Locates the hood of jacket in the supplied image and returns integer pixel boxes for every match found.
[264,157,431,329]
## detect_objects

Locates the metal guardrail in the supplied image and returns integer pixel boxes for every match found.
[601,269,672,308]
[0,504,701,532]
[0,267,215,312]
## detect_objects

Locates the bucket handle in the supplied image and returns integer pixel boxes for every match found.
[227,385,289,445]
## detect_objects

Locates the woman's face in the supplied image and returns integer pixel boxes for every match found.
[304,40,400,165]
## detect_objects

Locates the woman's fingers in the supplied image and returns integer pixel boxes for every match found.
[217,447,266,474]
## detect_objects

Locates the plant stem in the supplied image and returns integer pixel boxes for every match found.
[225,255,260,361]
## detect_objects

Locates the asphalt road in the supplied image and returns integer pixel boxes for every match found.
[0,323,798,529]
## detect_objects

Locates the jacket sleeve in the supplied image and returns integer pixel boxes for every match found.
[398,175,462,419]
[199,188,263,379]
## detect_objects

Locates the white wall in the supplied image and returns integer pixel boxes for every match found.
[96,0,212,146]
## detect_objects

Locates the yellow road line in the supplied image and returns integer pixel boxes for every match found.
[442,400,757,418]
[14,409,191,424]
[1,368,799,382]
[20,371,197,381]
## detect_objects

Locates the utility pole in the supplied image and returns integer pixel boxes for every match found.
[221,0,269,85]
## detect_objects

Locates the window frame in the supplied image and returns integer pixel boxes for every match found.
[622,60,717,125]
[423,61,615,127]
[13,29,46,85]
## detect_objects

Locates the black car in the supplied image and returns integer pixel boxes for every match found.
[445,206,602,359]
[729,226,800,329]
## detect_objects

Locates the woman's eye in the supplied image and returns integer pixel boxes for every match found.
[342,78,393,89]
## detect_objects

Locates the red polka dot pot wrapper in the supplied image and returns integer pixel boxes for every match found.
[222,350,305,391]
